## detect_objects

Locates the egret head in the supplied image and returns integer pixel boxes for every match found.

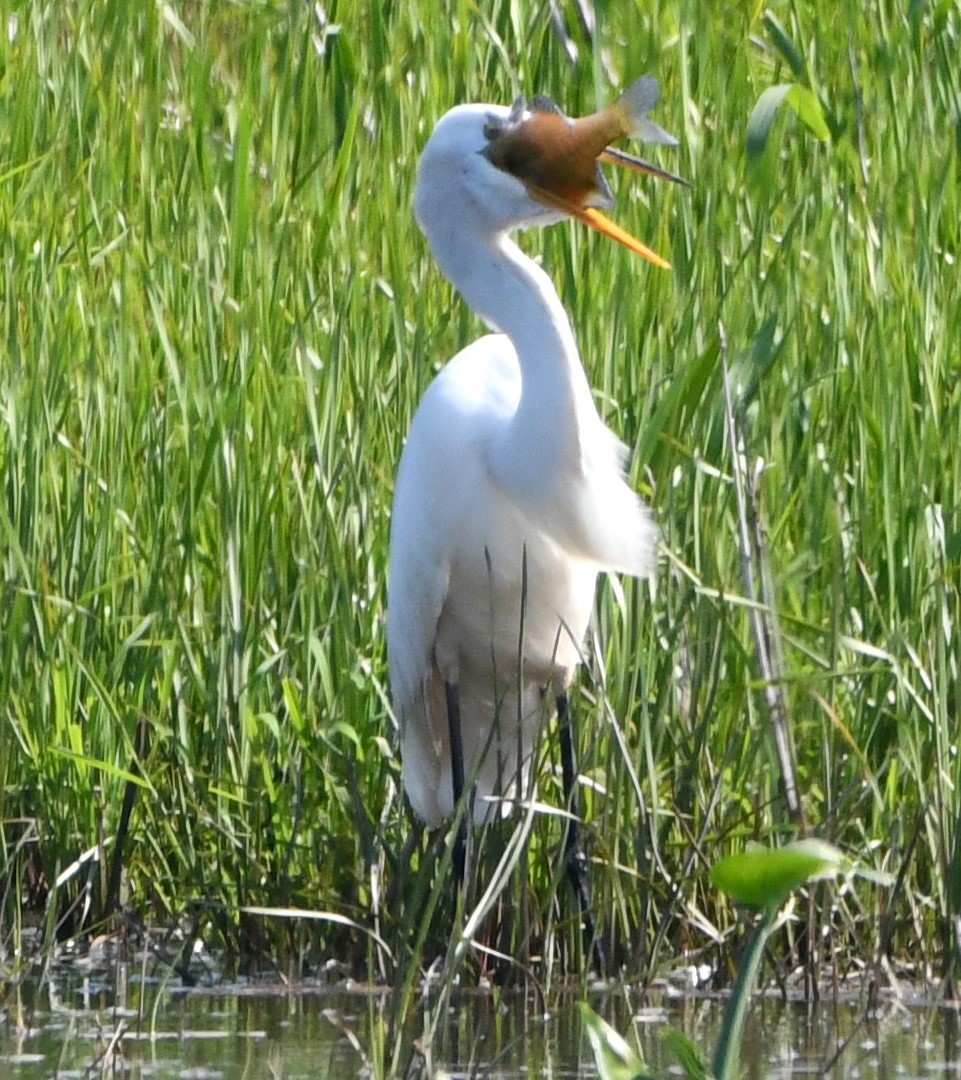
[415,77,686,268]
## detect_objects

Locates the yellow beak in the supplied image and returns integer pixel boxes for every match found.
[529,183,672,269]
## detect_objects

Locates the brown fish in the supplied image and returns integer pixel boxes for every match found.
[485,75,688,268]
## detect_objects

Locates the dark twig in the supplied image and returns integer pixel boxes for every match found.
[105,714,150,919]
[557,692,606,975]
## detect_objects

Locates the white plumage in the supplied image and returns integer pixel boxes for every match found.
[388,80,680,829]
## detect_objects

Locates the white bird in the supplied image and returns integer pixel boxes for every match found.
[387,76,684,962]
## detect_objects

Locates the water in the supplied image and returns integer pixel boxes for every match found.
[2,961,960,1077]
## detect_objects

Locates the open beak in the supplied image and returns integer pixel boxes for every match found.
[599,146,691,188]
[578,146,690,268]
[485,75,688,270]
[528,182,673,269]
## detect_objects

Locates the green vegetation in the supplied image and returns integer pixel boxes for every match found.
[582,841,870,1080]
[1,0,958,1003]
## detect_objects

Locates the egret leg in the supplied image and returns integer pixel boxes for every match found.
[557,692,607,975]
[445,680,467,886]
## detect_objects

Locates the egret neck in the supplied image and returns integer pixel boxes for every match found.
[421,214,602,555]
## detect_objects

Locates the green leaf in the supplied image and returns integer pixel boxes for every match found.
[579,1004,654,1080]
[762,10,805,76]
[746,83,830,157]
[746,84,793,157]
[710,839,847,910]
[637,340,719,469]
[718,313,782,411]
[786,85,831,141]
[662,1027,711,1080]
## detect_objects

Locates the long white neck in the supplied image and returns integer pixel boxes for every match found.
[426,221,602,513]
[420,193,652,575]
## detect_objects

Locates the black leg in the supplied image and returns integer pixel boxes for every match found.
[446,680,467,887]
[557,691,607,975]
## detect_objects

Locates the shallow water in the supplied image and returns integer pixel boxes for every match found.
[2,960,960,1078]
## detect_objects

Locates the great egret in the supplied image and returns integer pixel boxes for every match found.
[387,75,683,966]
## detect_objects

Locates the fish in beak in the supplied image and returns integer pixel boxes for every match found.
[484,75,689,269]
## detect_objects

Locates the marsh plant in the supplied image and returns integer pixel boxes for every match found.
[580,841,890,1080]
[0,0,958,1001]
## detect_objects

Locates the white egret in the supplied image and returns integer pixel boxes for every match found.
[387,75,684,966]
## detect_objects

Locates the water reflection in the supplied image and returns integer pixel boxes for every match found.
[2,961,959,1077]
[630,996,961,1079]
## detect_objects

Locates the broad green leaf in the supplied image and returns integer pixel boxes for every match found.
[662,1027,711,1080]
[786,85,831,141]
[710,839,846,910]
[746,84,793,157]
[746,83,830,157]
[579,1004,654,1080]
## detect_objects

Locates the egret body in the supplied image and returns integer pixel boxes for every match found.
[387,77,682,959]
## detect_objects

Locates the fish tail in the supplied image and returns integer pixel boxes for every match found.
[614,75,679,146]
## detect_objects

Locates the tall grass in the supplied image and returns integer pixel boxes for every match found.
[0,0,958,997]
